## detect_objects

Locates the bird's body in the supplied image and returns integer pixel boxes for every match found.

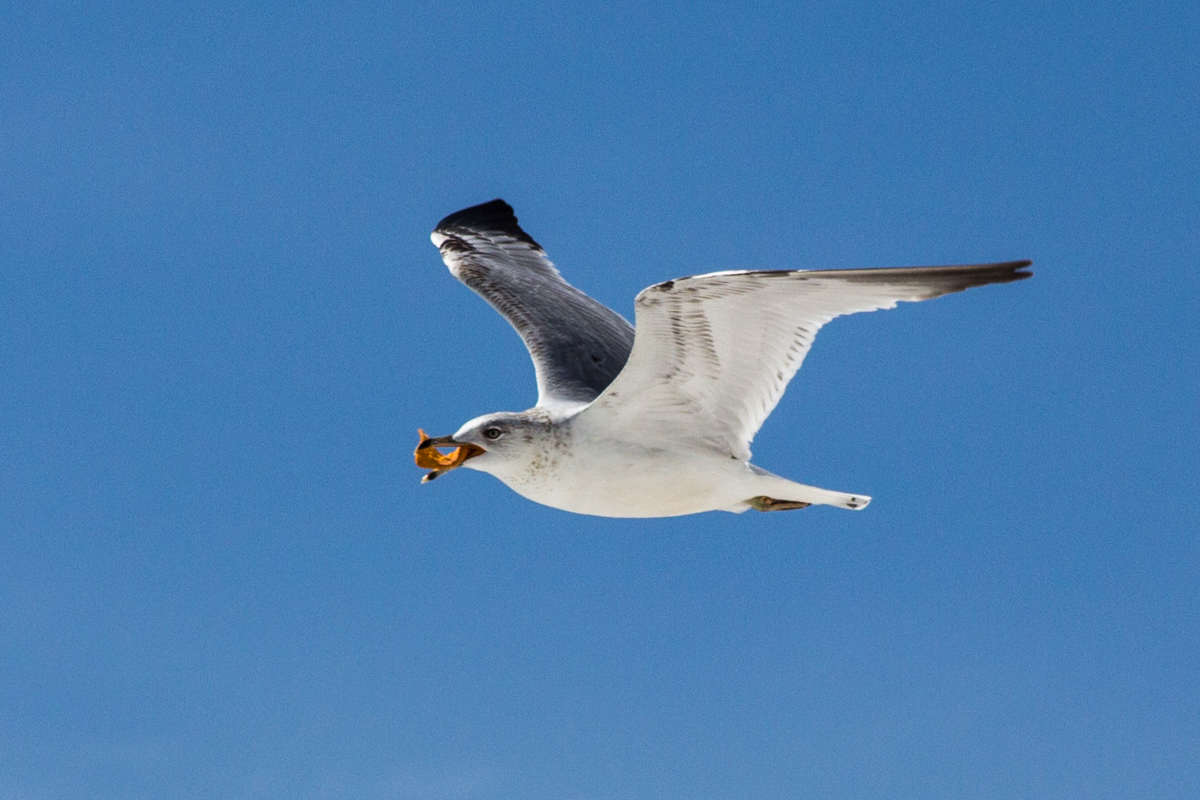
[417,199,1030,518]
[456,411,863,518]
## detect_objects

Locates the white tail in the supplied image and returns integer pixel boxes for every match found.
[744,465,872,511]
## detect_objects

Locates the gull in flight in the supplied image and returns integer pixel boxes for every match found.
[416,199,1030,518]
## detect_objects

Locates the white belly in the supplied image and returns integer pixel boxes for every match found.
[476,440,756,518]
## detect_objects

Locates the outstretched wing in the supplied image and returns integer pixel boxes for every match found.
[432,200,635,409]
[578,261,1032,460]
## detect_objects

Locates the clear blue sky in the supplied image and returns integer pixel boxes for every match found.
[2,2,1197,798]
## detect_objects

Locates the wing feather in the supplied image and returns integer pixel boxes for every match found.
[432,200,635,409]
[578,261,1032,459]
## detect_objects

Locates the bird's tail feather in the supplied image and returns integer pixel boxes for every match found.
[742,466,871,511]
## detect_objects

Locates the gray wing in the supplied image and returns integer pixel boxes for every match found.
[579,261,1032,460]
[431,200,635,409]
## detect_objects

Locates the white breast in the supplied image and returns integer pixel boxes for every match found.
[490,436,755,517]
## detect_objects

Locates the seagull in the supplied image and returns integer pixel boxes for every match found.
[416,199,1030,518]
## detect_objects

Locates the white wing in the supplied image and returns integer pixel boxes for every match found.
[578,262,1032,460]
[432,200,635,409]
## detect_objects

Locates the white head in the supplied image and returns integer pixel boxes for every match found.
[416,410,553,483]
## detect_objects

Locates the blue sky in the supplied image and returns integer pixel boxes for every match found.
[2,1,1197,798]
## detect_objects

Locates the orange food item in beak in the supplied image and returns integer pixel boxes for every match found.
[415,429,485,474]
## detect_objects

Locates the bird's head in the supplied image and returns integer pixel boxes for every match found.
[415,411,549,483]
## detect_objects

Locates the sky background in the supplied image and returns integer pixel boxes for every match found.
[2,1,1198,798]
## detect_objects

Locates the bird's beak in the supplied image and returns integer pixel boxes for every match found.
[415,429,486,483]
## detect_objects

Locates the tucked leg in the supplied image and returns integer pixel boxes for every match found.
[747,495,812,512]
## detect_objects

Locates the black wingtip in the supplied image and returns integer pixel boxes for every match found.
[922,259,1034,293]
[986,259,1034,284]
[927,259,1033,296]
[435,199,542,250]
[833,259,1034,292]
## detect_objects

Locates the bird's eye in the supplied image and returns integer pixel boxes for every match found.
[483,427,504,440]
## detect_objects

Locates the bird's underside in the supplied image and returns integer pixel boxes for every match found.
[419,199,1031,517]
